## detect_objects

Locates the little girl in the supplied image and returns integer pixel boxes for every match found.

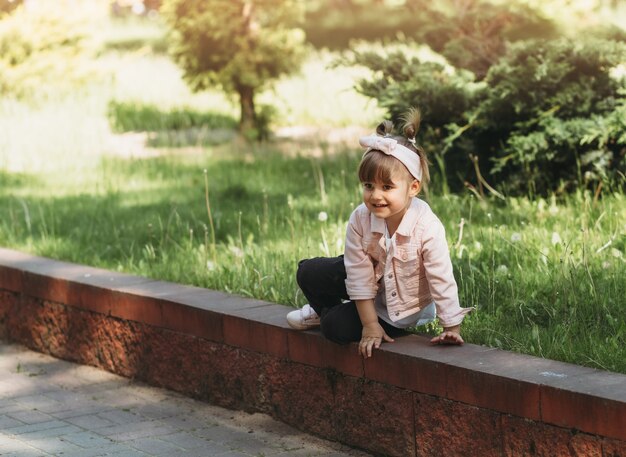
[287,108,472,358]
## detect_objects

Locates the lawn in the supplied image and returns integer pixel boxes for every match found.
[1,13,625,374]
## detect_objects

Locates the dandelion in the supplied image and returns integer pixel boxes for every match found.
[602,261,611,269]
[511,232,522,242]
[551,232,562,246]
[473,241,483,252]
[318,211,328,222]
[206,260,217,271]
[229,246,244,258]
[496,264,509,275]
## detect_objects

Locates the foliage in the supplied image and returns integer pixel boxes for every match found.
[0,0,22,16]
[352,38,626,195]
[306,0,558,80]
[161,0,306,136]
[108,100,237,132]
[0,3,97,99]
[1,133,624,373]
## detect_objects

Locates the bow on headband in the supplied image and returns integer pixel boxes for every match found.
[359,135,422,181]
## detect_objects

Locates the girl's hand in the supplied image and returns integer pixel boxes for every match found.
[430,325,464,345]
[359,323,394,358]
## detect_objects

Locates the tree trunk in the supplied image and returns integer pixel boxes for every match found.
[238,85,256,133]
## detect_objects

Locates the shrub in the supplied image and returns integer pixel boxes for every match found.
[107,101,237,132]
[353,38,626,195]
[0,3,96,99]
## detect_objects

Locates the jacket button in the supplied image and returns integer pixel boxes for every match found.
[395,312,400,316]
[388,273,393,279]
[402,253,408,260]
[391,292,397,297]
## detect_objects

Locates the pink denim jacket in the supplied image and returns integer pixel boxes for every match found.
[344,198,472,328]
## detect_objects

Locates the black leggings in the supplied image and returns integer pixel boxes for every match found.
[296,256,406,344]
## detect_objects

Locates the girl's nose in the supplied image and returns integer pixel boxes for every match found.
[370,188,383,200]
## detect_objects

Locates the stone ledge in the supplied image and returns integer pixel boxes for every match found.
[0,247,625,456]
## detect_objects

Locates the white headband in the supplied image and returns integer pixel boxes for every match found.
[359,135,422,181]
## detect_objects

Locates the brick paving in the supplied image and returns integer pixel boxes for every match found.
[0,343,371,457]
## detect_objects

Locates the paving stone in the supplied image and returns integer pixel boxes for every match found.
[158,431,213,450]
[55,443,129,457]
[7,410,54,425]
[0,414,25,429]
[126,437,186,456]
[5,420,68,436]
[64,414,116,430]
[23,435,84,454]
[0,342,369,457]
[16,424,82,440]
[61,431,117,448]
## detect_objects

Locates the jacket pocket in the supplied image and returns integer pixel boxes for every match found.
[392,245,420,298]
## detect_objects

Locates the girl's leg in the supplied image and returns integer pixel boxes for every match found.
[296,256,349,316]
[320,301,408,344]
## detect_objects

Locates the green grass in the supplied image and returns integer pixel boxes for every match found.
[1,143,624,373]
[0,13,624,375]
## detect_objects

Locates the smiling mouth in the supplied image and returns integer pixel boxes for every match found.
[372,204,387,208]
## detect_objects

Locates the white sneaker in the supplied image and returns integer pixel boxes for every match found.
[286,304,320,330]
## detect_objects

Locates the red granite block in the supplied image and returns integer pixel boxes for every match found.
[197,339,277,412]
[0,290,17,339]
[333,377,415,457]
[110,290,163,327]
[140,327,203,396]
[287,329,363,377]
[223,314,288,359]
[22,271,70,304]
[363,336,447,397]
[161,285,267,315]
[502,415,602,457]
[541,383,626,441]
[7,296,71,359]
[66,281,113,315]
[445,363,541,419]
[602,436,626,456]
[414,393,502,457]
[267,360,339,441]
[0,264,23,292]
[88,315,146,378]
[162,302,223,342]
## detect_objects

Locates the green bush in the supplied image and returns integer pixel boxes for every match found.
[353,38,626,195]
[0,3,96,99]
[107,101,237,133]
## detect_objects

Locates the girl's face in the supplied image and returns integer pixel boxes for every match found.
[361,173,420,228]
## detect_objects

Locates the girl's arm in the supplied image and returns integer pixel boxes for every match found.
[356,299,394,358]
[421,218,472,345]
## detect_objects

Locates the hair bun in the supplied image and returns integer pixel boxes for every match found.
[376,120,394,137]
[401,107,421,140]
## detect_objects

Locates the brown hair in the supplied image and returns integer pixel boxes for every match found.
[358,108,430,188]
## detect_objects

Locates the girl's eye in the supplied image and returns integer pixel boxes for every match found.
[363,183,373,190]
[383,185,393,191]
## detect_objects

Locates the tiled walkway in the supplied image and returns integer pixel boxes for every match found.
[0,343,371,457]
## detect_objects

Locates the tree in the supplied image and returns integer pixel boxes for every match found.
[162,0,306,136]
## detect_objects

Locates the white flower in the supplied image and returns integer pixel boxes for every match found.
[206,260,217,271]
[511,232,522,242]
[551,232,562,246]
[549,205,559,216]
[318,211,328,222]
[611,248,623,259]
[473,241,482,252]
[602,261,611,269]
[229,246,244,258]
[496,264,509,275]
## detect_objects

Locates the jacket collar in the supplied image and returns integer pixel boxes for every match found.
[370,198,420,237]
